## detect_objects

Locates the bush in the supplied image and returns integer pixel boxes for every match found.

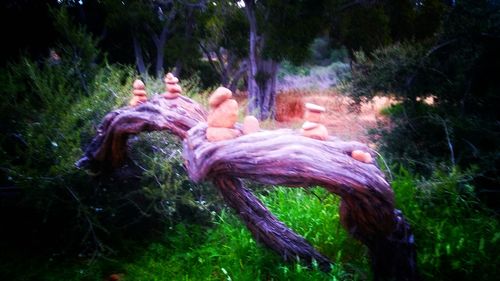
[0,12,218,262]
[393,167,500,281]
[344,0,500,203]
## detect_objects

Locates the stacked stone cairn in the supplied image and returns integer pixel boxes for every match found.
[129,79,148,106]
[206,87,242,142]
[300,102,328,140]
[163,72,182,99]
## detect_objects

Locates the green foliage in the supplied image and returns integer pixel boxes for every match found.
[345,1,500,198]
[0,10,216,260]
[6,170,498,281]
[121,187,368,281]
[393,167,500,281]
[336,5,391,54]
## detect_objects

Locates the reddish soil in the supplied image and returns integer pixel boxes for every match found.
[238,89,394,144]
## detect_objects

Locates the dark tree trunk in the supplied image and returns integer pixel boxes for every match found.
[132,35,147,76]
[77,92,418,280]
[154,27,168,77]
[228,60,248,93]
[244,0,278,120]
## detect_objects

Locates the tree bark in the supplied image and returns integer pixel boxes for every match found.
[77,93,417,280]
[244,0,279,120]
[132,35,147,76]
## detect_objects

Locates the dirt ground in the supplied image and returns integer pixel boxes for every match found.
[236,89,394,145]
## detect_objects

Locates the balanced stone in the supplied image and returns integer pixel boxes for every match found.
[351,150,373,163]
[301,121,328,140]
[209,87,233,109]
[207,99,238,128]
[133,79,145,90]
[206,127,241,142]
[162,72,182,99]
[304,103,326,123]
[166,83,182,94]
[129,79,148,106]
[243,115,260,135]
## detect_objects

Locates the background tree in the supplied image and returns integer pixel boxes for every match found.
[242,0,331,120]
[102,0,207,77]
[197,1,248,91]
[346,0,500,207]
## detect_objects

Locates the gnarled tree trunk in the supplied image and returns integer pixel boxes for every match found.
[244,0,278,120]
[77,93,417,280]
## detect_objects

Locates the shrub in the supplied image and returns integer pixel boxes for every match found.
[393,167,500,281]
[344,0,500,202]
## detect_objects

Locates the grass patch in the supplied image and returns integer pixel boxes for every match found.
[122,187,368,281]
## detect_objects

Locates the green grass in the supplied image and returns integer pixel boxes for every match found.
[392,167,500,281]
[122,187,368,281]
[2,168,498,281]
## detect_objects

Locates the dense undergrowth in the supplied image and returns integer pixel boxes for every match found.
[1,5,499,280]
[1,51,498,281]
[2,169,498,281]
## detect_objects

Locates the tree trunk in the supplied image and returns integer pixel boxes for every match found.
[244,0,278,120]
[155,34,166,78]
[228,60,248,93]
[132,35,147,77]
[245,0,259,116]
[77,93,418,280]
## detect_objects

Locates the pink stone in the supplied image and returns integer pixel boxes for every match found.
[301,124,328,140]
[166,77,179,84]
[302,121,319,130]
[209,87,232,108]
[207,99,238,128]
[305,103,326,112]
[351,150,373,163]
[164,72,179,84]
[129,96,140,106]
[133,89,147,96]
[167,83,182,94]
[304,110,322,123]
[133,79,145,90]
[243,115,260,134]
[163,92,179,99]
[206,127,241,142]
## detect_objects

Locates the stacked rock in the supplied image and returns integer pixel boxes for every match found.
[206,87,242,142]
[304,103,325,122]
[300,102,328,140]
[243,115,260,135]
[163,72,182,99]
[129,79,148,106]
[351,150,373,163]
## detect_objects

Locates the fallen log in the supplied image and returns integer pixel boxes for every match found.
[77,90,417,280]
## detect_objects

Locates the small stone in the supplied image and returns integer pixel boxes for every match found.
[351,150,373,163]
[129,96,146,106]
[130,79,148,106]
[207,99,238,128]
[163,92,179,99]
[305,103,326,112]
[301,124,328,140]
[304,110,322,123]
[302,121,319,130]
[206,127,241,142]
[133,89,147,96]
[243,115,260,134]
[164,73,179,84]
[167,83,182,94]
[209,87,232,108]
[133,79,145,90]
